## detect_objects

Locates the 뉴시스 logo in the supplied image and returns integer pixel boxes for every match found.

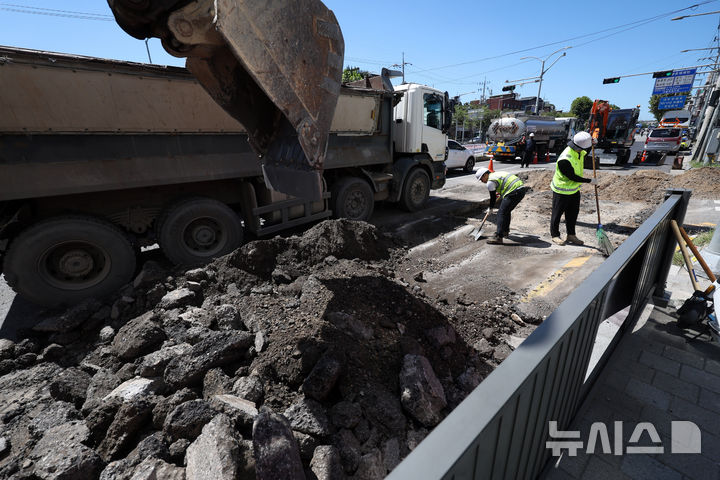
[546,420,701,456]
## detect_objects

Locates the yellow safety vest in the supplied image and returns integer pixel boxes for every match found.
[489,172,523,198]
[551,147,585,195]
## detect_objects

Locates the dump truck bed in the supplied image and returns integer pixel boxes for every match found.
[0,46,392,201]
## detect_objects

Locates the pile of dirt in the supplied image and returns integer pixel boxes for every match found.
[521,167,720,204]
[0,220,533,479]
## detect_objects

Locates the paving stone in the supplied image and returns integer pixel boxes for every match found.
[655,451,720,480]
[557,449,589,477]
[620,454,682,480]
[625,378,671,410]
[639,405,675,437]
[661,345,704,370]
[698,388,720,415]
[651,371,699,403]
[581,456,629,480]
[621,335,664,357]
[596,385,644,418]
[638,351,680,377]
[679,365,720,394]
[669,396,720,436]
[542,466,575,480]
[705,359,720,376]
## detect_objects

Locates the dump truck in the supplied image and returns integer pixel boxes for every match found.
[485,115,573,162]
[587,100,640,167]
[0,45,451,306]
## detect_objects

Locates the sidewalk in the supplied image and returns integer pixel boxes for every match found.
[542,253,720,479]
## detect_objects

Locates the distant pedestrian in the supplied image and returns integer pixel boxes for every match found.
[521,133,535,168]
[549,132,598,245]
[476,168,527,245]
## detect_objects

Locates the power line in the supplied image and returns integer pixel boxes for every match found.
[0,3,113,21]
[412,1,718,74]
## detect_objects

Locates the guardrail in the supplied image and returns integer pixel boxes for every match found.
[387,189,692,480]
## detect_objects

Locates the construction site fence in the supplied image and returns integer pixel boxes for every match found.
[387,189,692,480]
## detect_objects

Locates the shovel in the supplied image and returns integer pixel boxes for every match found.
[469,209,491,241]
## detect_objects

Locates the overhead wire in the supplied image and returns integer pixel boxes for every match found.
[0,3,113,21]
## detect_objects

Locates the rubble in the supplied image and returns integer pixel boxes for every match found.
[0,219,539,478]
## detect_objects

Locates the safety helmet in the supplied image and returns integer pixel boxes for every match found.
[476,169,491,181]
[529,133,535,137]
[573,131,593,149]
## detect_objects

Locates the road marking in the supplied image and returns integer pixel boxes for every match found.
[521,255,592,302]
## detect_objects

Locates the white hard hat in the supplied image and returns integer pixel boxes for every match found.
[529,133,535,137]
[476,169,491,180]
[573,131,592,149]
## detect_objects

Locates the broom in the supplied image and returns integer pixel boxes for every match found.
[590,134,614,256]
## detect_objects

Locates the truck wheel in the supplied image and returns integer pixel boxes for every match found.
[464,157,476,173]
[3,216,137,307]
[331,177,374,221]
[400,168,430,212]
[158,197,243,266]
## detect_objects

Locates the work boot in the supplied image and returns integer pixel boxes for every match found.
[551,236,565,245]
[566,235,584,245]
[487,235,504,245]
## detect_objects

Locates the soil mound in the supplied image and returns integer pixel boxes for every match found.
[0,219,531,479]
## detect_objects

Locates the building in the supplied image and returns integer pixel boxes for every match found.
[486,93,522,111]
[517,96,546,113]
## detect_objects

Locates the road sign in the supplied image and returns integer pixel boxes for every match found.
[658,95,687,110]
[652,68,696,95]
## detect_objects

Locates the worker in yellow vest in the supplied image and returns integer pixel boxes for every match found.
[476,169,527,244]
[550,132,598,245]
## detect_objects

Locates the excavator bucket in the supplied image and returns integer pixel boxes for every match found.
[107,0,344,200]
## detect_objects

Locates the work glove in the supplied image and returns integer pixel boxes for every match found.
[588,178,599,186]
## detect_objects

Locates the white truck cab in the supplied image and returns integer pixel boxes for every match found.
[392,83,449,163]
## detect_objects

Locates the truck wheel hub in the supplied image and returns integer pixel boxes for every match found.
[58,249,94,277]
[185,219,222,251]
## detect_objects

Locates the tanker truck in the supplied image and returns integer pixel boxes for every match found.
[0,46,451,306]
[485,115,574,162]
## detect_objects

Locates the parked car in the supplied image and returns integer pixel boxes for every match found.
[644,128,682,154]
[446,140,476,173]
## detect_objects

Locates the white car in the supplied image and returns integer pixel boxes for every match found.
[446,140,476,173]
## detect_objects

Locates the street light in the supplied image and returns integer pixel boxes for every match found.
[672,10,720,21]
[520,46,571,114]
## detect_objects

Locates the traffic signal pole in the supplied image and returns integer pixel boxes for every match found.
[691,74,720,164]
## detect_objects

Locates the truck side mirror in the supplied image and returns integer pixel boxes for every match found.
[442,91,454,134]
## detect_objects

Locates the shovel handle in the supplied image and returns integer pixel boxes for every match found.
[678,225,717,282]
[671,220,701,291]
[591,144,602,225]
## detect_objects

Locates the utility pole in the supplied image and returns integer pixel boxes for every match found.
[392,52,412,84]
[521,47,570,114]
[692,72,720,164]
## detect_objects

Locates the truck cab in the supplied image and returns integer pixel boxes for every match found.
[392,83,449,164]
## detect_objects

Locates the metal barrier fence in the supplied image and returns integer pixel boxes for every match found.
[387,189,692,480]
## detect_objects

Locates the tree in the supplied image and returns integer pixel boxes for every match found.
[609,104,620,110]
[570,96,594,126]
[342,66,369,83]
[648,94,674,121]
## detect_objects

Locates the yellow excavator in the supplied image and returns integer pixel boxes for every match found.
[107,0,344,201]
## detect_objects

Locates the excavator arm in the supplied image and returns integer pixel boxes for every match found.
[107,0,344,200]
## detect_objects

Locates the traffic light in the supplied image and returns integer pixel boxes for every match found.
[502,85,516,92]
[652,70,673,78]
[603,77,620,84]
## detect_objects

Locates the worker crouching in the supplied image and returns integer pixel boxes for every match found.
[476,169,528,245]
[550,132,598,246]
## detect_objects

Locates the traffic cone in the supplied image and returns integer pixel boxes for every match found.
[640,150,647,163]
[545,150,550,162]
[488,156,495,172]
[533,152,538,164]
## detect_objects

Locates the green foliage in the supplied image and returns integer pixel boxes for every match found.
[609,104,620,110]
[672,229,715,266]
[342,66,370,83]
[648,94,674,121]
[570,96,593,124]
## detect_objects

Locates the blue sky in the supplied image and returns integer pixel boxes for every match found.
[0,1,718,119]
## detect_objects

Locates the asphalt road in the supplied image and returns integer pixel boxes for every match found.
[0,134,684,339]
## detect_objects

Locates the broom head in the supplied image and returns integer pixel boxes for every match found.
[596,226,614,257]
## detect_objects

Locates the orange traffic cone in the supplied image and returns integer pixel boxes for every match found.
[533,152,538,164]
[545,150,550,162]
[640,150,647,163]
[488,156,495,172]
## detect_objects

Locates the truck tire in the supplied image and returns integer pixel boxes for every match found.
[400,167,430,212]
[158,197,243,266]
[464,157,476,174]
[331,177,374,221]
[3,215,137,307]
